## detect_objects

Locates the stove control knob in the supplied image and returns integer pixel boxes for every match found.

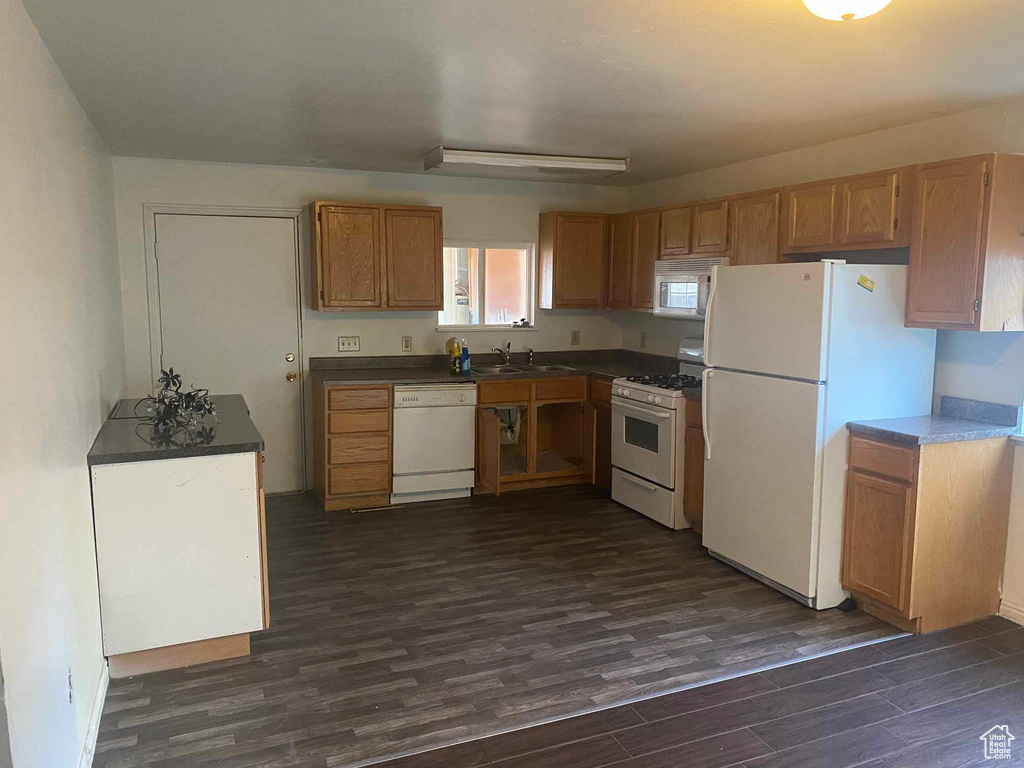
[647,395,655,403]
[655,396,663,404]
[622,389,630,397]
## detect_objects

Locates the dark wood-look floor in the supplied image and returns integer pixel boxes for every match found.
[94,486,900,768]
[375,616,1024,768]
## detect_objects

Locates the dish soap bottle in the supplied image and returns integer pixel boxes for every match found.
[450,338,462,374]
[460,339,471,374]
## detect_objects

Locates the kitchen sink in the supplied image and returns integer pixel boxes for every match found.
[470,365,523,374]
[514,364,577,372]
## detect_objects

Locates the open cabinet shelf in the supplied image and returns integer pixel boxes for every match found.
[476,377,591,495]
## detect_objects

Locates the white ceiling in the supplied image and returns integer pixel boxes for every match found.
[20,0,1024,185]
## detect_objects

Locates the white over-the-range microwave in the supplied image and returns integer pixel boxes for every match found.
[652,258,729,318]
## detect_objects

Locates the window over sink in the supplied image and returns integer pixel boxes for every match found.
[437,242,535,329]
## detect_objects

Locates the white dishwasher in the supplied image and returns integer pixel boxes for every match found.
[391,383,477,504]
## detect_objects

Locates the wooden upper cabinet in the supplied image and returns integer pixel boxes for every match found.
[692,199,730,253]
[838,170,902,246]
[315,204,382,309]
[310,201,442,311]
[606,213,633,310]
[630,212,660,309]
[659,206,692,258]
[906,157,990,328]
[538,212,607,309]
[729,191,780,266]
[383,207,442,309]
[784,183,837,250]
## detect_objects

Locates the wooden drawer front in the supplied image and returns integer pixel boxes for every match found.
[327,409,389,435]
[328,462,390,495]
[328,433,390,465]
[589,376,612,405]
[535,376,586,402]
[478,380,530,404]
[328,387,390,411]
[850,436,916,482]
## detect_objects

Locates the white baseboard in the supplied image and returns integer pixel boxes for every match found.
[999,598,1024,626]
[78,662,108,768]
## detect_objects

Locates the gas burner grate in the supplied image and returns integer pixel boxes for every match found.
[624,373,702,391]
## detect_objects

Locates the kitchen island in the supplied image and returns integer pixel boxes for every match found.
[88,394,269,677]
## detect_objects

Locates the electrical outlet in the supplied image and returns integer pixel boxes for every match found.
[338,336,360,352]
[570,330,580,346]
[401,336,412,353]
[640,331,648,349]
[67,668,73,704]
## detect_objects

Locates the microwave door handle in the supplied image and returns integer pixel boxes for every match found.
[702,369,712,461]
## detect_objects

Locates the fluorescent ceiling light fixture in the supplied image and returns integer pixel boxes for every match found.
[802,0,893,21]
[424,147,628,176]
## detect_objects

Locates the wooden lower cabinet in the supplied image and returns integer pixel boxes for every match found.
[589,376,613,491]
[842,434,1013,633]
[682,398,704,532]
[313,383,393,510]
[476,376,588,495]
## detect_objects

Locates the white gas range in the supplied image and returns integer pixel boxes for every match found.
[610,361,703,530]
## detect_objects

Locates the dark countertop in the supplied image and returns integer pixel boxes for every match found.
[309,350,701,397]
[88,394,265,466]
[848,396,1022,446]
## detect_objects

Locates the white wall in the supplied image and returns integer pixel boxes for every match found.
[627,97,1024,407]
[111,157,631,397]
[0,0,126,765]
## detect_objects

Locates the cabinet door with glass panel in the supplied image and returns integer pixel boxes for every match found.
[438,243,535,328]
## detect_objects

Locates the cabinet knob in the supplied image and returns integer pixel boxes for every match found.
[285,353,295,363]
[286,371,297,382]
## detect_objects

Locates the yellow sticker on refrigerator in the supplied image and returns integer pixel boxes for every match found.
[857,274,876,292]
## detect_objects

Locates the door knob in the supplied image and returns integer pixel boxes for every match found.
[286,371,297,382]
[285,353,295,363]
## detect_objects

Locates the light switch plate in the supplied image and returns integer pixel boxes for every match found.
[401,336,412,352]
[640,331,648,349]
[570,330,580,346]
[338,336,360,352]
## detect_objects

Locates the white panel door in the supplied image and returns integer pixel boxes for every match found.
[705,261,831,381]
[702,368,825,601]
[156,214,302,492]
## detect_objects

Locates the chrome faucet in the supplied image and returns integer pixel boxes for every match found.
[493,342,512,365]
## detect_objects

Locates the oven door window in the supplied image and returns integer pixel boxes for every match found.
[659,281,699,310]
[624,415,660,453]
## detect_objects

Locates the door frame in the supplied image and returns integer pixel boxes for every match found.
[143,204,306,491]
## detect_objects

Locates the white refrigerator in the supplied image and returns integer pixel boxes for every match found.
[701,261,936,609]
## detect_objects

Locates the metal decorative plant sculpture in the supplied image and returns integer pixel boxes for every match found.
[134,368,217,440]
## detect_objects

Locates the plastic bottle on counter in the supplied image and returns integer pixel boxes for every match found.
[450,342,462,376]
[460,339,471,374]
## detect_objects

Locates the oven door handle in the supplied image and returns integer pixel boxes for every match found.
[613,401,672,420]
[619,473,660,493]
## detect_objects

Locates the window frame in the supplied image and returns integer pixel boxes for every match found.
[436,239,537,332]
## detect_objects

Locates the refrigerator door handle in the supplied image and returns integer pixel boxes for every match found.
[703,266,719,367]
[702,369,712,460]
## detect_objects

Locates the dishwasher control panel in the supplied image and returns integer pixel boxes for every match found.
[393,384,477,408]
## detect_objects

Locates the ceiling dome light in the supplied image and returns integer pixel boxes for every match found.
[802,0,893,21]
